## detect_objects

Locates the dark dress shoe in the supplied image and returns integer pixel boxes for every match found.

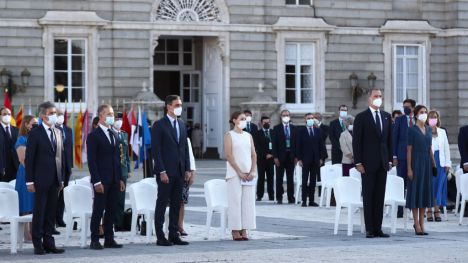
[256,197,262,201]
[277,200,283,204]
[104,239,123,248]
[90,241,104,250]
[156,238,173,246]
[56,221,66,228]
[366,232,375,238]
[44,247,65,254]
[309,202,319,207]
[269,198,274,201]
[52,229,60,235]
[169,237,189,245]
[34,248,46,255]
[301,202,307,207]
[288,198,295,204]
[179,231,188,237]
[374,231,390,238]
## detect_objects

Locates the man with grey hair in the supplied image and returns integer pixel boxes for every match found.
[26,101,65,255]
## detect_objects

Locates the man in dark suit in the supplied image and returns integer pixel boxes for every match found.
[255,116,274,201]
[392,99,415,217]
[243,110,258,136]
[315,112,329,145]
[458,126,468,173]
[87,104,125,250]
[296,113,327,207]
[353,89,392,238]
[329,105,348,164]
[152,95,190,246]
[272,109,297,204]
[25,101,65,255]
[0,107,19,182]
[55,110,73,227]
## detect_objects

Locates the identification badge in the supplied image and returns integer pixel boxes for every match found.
[269,142,273,150]
[286,139,290,149]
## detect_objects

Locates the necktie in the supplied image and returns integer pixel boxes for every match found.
[375,111,382,136]
[5,126,11,140]
[173,119,179,143]
[309,127,314,137]
[108,129,115,145]
[265,129,270,140]
[49,128,57,152]
[285,124,290,139]
[409,116,414,127]
[341,121,346,131]
[58,126,65,140]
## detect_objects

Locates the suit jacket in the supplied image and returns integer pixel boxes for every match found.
[25,124,64,187]
[116,131,131,179]
[151,116,190,177]
[392,115,414,160]
[272,123,297,162]
[0,124,19,173]
[319,124,329,143]
[56,125,73,175]
[329,119,345,163]
[352,108,392,173]
[296,126,327,165]
[86,126,123,185]
[339,129,354,164]
[458,126,468,168]
[244,122,258,137]
[255,128,274,164]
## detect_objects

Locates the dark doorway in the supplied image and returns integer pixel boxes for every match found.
[154,71,180,99]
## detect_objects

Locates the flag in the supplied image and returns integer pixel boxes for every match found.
[15,105,24,128]
[133,107,142,169]
[64,109,68,126]
[122,109,132,155]
[139,110,152,164]
[81,110,89,164]
[130,107,139,157]
[74,110,83,169]
[3,90,16,127]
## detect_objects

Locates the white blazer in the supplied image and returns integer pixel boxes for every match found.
[432,128,451,168]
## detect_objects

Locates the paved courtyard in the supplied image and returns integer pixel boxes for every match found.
[1,160,468,262]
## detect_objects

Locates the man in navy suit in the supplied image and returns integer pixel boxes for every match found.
[296,113,327,207]
[25,101,65,255]
[272,109,297,204]
[458,126,468,172]
[353,89,392,238]
[87,104,125,250]
[152,95,190,246]
[243,110,258,136]
[55,110,74,227]
[0,107,19,182]
[255,116,275,201]
[329,105,348,164]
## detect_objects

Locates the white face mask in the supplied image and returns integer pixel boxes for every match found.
[56,115,64,126]
[339,111,348,118]
[418,113,428,123]
[47,114,58,125]
[114,120,123,130]
[348,125,354,131]
[238,120,247,130]
[1,115,11,124]
[174,107,183,117]
[105,116,115,126]
[372,98,383,108]
[282,116,290,123]
[246,116,252,123]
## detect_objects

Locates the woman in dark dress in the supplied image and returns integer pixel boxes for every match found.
[406,105,437,236]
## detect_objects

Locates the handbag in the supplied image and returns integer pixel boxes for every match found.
[121,209,132,232]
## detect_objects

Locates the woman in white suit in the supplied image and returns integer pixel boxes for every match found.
[339,116,354,176]
[426,110,451,222]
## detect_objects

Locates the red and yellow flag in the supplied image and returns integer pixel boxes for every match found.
[74,110,83,168]
[3,90,16,127]
[15,105,24,128]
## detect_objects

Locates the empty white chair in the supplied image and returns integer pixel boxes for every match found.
[319,165,342,208]
[64,184,93,248]
[0,182,14,190]
[141,177,157,186]
[332,163,342,168]
[388,167,397,176]
[333,177,365,236]
[204,179,228,239]
[294,164,302,204]
[349,168,361,184]
[75,176,92,188]
[384,175,407,233]
[9,179,16,187]
[455,169,465,216]
[459,175,468,225]
[0,188,32,254]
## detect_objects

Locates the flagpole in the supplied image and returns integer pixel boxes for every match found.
[143,106,147,178]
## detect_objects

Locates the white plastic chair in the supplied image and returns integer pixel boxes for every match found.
[319,165,342,208]
[384,175,408,233]
[9,179,16,187]
[349,168,361,184]
[204,179,228,240]
[333,177,365,236]
[141,177,157,186]
[64,184,93,248]
[75,176,92,188]
[458,175,468,225]
[0,182,14,190]
[0,188,32,254]
[455,169,466,216]
[388,167,397,176]
[294,164,302,204]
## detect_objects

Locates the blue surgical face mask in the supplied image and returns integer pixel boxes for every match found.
[306,119,314,127]
[105,116,115,126]
[47,114,58,125]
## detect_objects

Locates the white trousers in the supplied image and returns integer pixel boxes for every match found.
[226,175,256,230]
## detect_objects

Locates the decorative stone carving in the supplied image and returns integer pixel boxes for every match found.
[153,0,223,23]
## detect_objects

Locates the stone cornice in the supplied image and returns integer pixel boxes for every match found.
[38,11,109,27]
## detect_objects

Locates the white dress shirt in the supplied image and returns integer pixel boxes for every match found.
[167,114,180,142]
[99,123,114,145]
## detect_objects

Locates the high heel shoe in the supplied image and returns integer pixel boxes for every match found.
[413,224,424,236]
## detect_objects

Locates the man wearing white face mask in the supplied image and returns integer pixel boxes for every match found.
[352,89,393,238]
[272,109,297,204]
[55,110,74,228]
[0,107,19,182]
[243,110,258,136]
[330,105,348,164]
